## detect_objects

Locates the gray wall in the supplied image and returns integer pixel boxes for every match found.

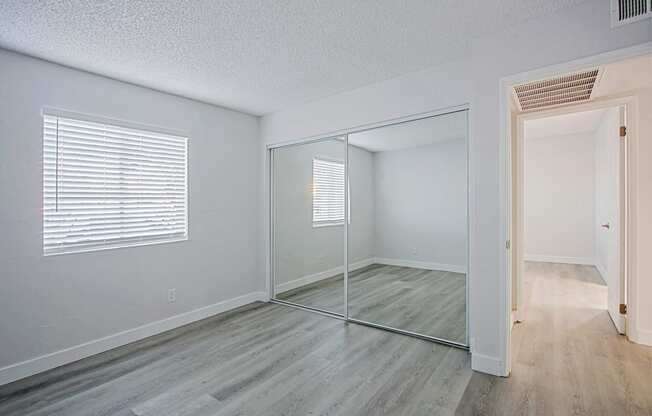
[373,139,467,270]
[273,136,468,287]
[0,49,261,372]
[273,141,374,286]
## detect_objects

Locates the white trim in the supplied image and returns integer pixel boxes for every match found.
[523,254,596,266]
[471,352,505,377]
[0,291,267,387]
[275,258,375,294]
[374,257,467,274]
[628,327,652,346]
[500,41,652,379]
[265,104,470,150]
[595,261,608,280]
[608,307,626,334]
[41,106,189,138]
[275,256,466,295]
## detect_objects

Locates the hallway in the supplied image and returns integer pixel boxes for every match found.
[456,262,652,415]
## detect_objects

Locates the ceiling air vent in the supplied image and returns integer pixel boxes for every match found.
[513,69,600,112]
[611,0,651,27]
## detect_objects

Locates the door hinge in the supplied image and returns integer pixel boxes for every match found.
[506,240,511,250]
[620,126,627,137]
[619,303,627,314]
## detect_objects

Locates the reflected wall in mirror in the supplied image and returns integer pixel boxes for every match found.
[348,111,468,344]
[271,137,346,315]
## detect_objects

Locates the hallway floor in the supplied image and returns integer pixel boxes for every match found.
[456,261,652,415]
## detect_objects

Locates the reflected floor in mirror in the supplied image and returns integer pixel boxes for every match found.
[277,263,466,344]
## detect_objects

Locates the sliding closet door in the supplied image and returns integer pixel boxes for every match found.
[271,137,346,315]
[347,111,468,345]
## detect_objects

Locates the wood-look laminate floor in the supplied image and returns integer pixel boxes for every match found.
[0,301,472,416]
[456,262,652,416]
[3,262,649,416]
[277,263,467,344]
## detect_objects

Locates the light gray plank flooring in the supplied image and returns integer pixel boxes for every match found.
[277,263,467,344]
[0,301,471,416]
[3,261,648,416]
[456,262,652,416]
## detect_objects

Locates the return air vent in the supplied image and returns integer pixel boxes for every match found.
[611,0,651,26]
[513,69,600,112]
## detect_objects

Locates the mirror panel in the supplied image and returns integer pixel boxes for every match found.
[347,111,468,344]
[272,137,346,315]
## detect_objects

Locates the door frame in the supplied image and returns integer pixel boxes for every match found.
[512,98,632,331]
[499,42,651,376]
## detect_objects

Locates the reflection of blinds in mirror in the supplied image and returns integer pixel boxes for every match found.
[312,157,345,226]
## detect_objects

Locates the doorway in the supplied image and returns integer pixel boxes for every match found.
[512,104,627,336]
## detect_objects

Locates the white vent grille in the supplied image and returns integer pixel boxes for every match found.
[513,69,599,112]
[611,0,651,26]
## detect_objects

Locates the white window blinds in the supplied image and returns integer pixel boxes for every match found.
[312,157,345,226]
[43,114,188,255]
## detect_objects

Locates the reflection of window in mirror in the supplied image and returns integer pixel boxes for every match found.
[312,157,350,227]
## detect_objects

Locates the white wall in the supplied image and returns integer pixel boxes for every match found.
[523,133,596,264]
[273,141,374,288]
[373,139,467,271]
[260,1,651,375]
[0,49,262,384]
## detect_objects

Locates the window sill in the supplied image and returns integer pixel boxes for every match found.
[43,236,189,257]
[312,222,344,228]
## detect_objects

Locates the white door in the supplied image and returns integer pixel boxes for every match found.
[595,106,625,334]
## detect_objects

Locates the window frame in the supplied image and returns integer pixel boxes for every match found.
[311,156,349,228]
[41,109,189,256]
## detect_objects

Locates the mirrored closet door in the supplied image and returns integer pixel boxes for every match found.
[347,110,468,345]
[271,136,346,315]
[270,109,468,347]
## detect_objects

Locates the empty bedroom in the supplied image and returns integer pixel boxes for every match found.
[0,1,650,415]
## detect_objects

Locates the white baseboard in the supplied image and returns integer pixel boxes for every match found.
[629,327,652,346]
[595,262,607,281]
[523,254,596,266]
[0,291,267,387]
[471,352,506,376]
[374,257,467,274]
[276,258,375,293]
[607,308,626,334]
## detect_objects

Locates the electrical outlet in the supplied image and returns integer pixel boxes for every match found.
[411,247,418,256]
[168,288,176,303]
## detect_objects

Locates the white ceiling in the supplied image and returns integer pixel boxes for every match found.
[524,108,606,139]
[349,110,467,152]
[0,0,588,115]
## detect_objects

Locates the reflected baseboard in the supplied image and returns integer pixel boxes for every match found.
[276,257,375,294]
[276,256,466,295]
[374,257,467,274]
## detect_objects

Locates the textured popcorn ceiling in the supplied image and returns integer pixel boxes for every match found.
[0,0,587,115]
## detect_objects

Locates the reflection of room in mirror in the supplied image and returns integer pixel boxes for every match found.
[349,112,468,343]
[272,137,347,315]
[272,111,468,345]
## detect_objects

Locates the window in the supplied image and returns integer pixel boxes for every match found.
[312,157,346,227]
[43,113,188,255]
